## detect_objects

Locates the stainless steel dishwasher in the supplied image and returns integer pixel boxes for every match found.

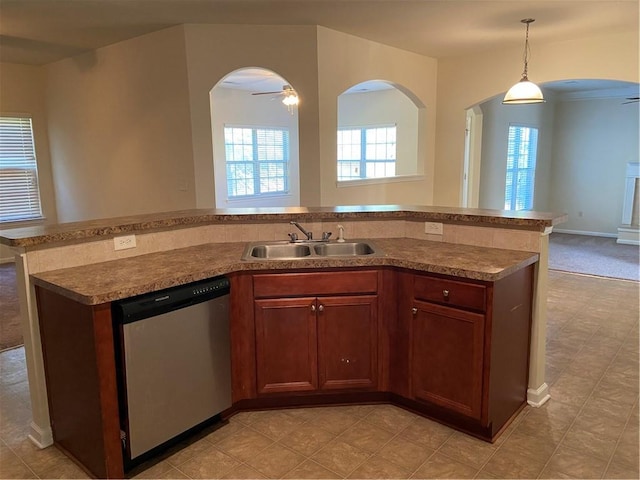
[112,276,232,464]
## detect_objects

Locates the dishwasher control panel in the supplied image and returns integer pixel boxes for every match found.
[114,276,230,324]
[192,277,229,296]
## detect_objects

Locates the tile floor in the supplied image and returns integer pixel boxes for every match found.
[0,271,638,479]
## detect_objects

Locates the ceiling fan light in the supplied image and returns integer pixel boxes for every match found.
[282,93,299,106]
[503,78,545,104]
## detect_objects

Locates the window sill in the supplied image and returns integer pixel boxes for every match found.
[336,174,424,187]
[225,193,292,203]
[0,217,46,228]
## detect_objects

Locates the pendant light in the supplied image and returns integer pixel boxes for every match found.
[503,18,545,105]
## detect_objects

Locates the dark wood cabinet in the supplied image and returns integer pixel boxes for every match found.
[403,265,534,438]
[318,295,378,390]
[255,297,318,394]
[252,270,380,395]
[411,300,484,419]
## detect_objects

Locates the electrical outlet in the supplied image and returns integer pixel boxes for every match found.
[424,222,443,235]
[114,235,136,251]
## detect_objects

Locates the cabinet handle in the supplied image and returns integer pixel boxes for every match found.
[311,304,316,312]
[341,358,351,364]
[412,307,418,315]
[443,289,450,298]
[318,304,324,312]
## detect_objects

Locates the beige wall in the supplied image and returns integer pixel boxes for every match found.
[45,26,195,222]
[435,30,640,207]
[0,63,57,261]
[183,24,320,207]
[317,27,437,206]
[549,97,639,235]
[3,26,637,230]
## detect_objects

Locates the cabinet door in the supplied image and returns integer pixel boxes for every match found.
[411,300,484,419]
[255,297,318,394]
[318,295,378,390]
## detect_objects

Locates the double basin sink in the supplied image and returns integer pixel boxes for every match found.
[242,240,382,260]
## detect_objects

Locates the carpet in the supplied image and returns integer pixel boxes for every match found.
[549,232,640,282]
[0,263,22,351]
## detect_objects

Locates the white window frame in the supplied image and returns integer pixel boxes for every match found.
[223,125,290,199]
[0,116,43,223]
[504,124,538,211]
[337,124,397,181]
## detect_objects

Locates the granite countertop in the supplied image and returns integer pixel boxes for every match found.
[31,238,539,305]
[0,205,567,247]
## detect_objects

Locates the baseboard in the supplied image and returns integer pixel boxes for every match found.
[28,421,53,449]
[0,257,15,264]
[617,239,640,246]
[553,229,617,238]
[527,383,550,407]
[617,226,640,246]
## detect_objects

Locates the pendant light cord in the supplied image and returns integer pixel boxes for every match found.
[521,18,535,80]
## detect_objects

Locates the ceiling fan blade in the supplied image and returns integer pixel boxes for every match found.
[251,91,283,96]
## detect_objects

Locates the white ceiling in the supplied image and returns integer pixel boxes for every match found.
[1,0,638,66]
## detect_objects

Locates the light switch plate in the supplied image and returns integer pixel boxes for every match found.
[424,222,443,235]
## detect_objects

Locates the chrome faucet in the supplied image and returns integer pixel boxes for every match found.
[290,221,313,240]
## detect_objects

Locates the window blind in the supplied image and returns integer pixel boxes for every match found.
[504,125,538,211]
[0,117,43,222]
[337,125,396,181]
[224,126,289,198]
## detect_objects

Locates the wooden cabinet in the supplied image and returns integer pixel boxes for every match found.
[252,271,379,395]
[255,297,318,394]
[405,266,534,437]
[411,301,484,419]
[318,295,377,390]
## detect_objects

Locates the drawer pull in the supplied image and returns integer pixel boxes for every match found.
[443,289,450,298]
[318,304,324,312]
[412,307,418,315]
[311,304,316,312]
[341,358,351,364]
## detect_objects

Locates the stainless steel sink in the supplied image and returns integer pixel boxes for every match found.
[241,240,382,260]
[313,242,375,256]
[245,243,311,259]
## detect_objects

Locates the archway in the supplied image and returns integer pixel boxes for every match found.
[210,67,300,208]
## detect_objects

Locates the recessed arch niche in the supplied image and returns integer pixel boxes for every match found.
[210,67,300,207]
[337,80,426,182]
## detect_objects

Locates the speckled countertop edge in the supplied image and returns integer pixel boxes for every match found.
[31,238,539,305]
[1,205,568,247]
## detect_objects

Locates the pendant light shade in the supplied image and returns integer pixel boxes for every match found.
[503,79,545,104]
[503,19,545,105]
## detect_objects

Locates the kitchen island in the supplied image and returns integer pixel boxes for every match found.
[0,205,565,478]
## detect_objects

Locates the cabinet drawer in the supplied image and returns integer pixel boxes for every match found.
[253,270,378,298]
[414,276,486,312]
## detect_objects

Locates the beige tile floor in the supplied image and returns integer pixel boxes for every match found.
[0,271,638,479]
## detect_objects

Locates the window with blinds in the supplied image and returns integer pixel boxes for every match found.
[0,116,43,223]
[504,125,538,211]
[337,125,396,181]
[224,126,289,198]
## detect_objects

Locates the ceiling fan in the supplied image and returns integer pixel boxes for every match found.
[251,84,299,111]
[622,96,639,104]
